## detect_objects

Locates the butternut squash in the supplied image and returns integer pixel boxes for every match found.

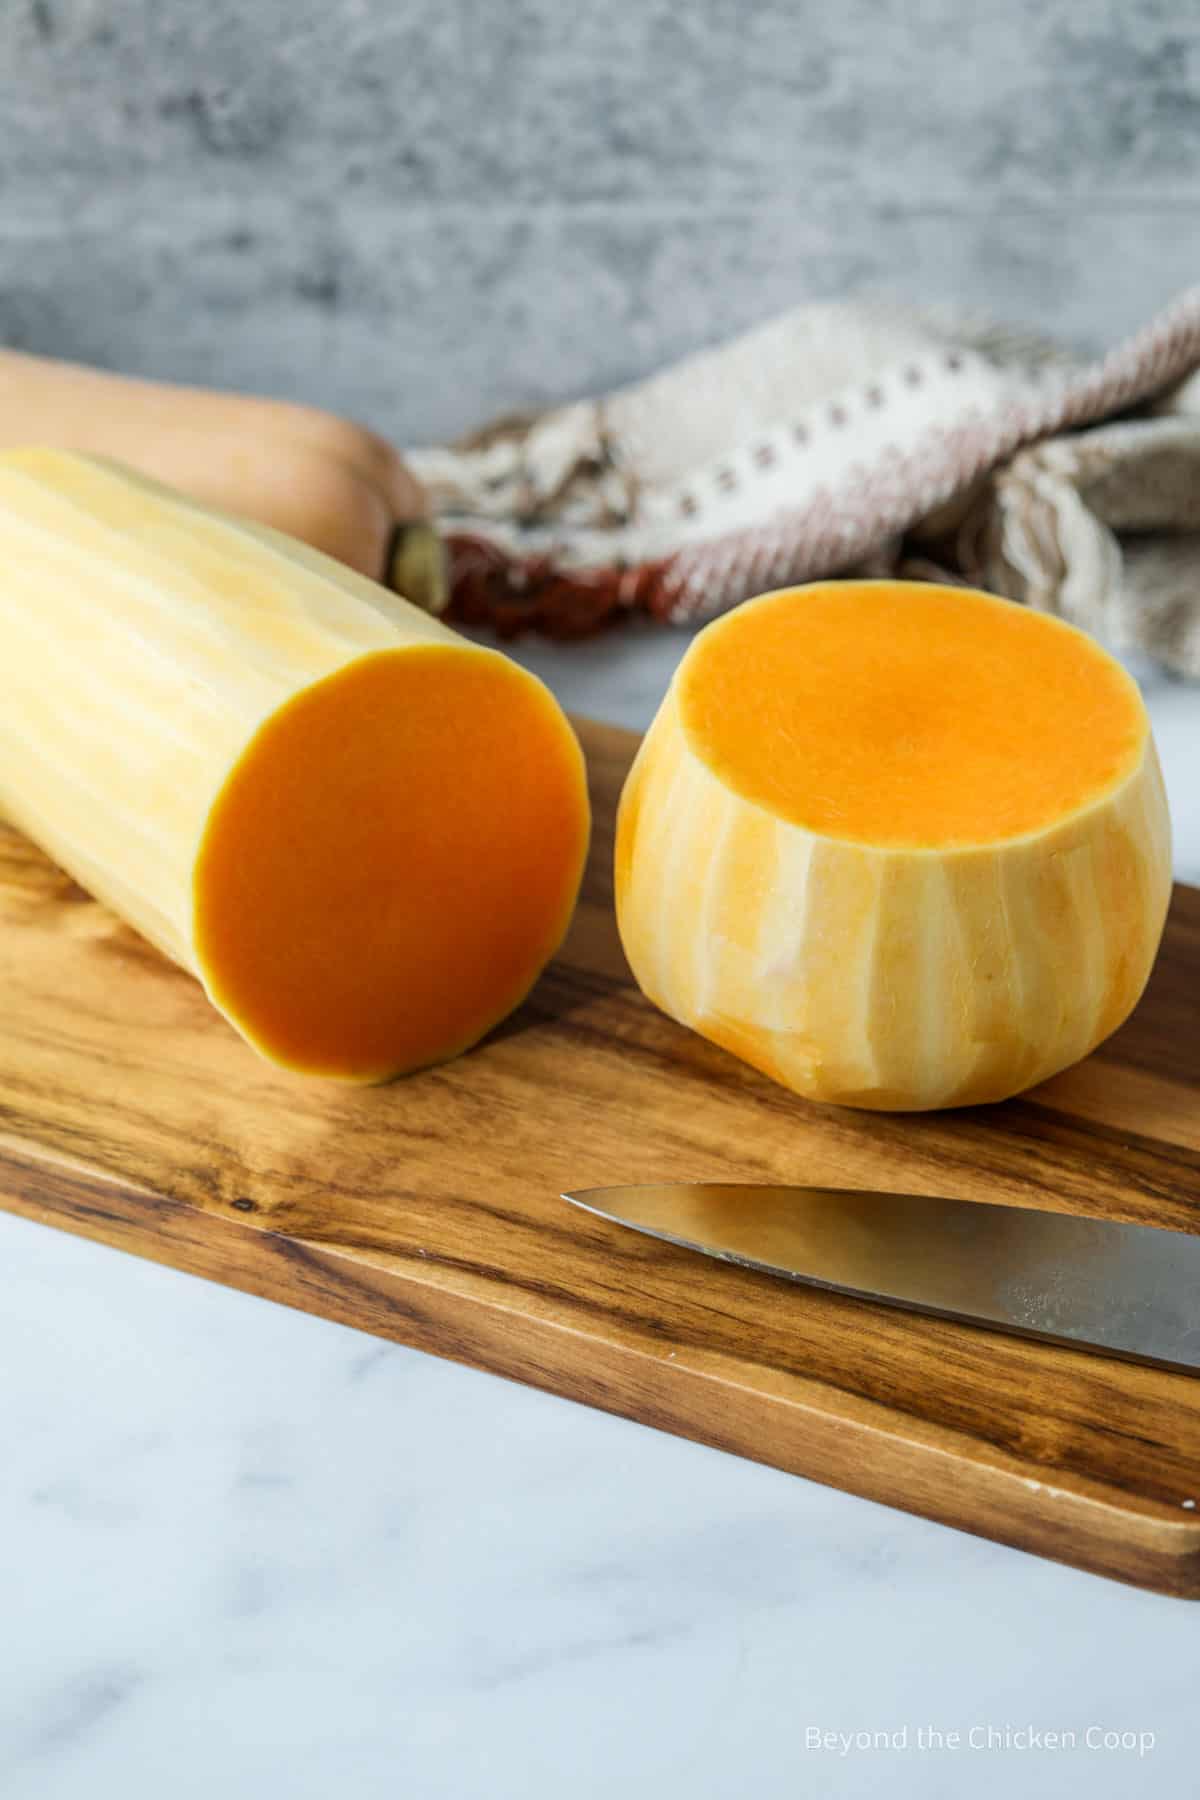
[0,449,589,1081]
[0,347,443,605]
[616,581,1171,1111]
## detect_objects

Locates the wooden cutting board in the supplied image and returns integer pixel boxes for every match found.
[2,717,1199,1597]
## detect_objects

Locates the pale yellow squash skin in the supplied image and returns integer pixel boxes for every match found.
[616,620,1173,1112]
[0,449,588,1081]
[0,347,424,583]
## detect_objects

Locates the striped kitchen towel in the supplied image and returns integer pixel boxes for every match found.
[409,286,1200,676]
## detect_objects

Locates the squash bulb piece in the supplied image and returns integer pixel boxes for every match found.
[616,581,1171,1111]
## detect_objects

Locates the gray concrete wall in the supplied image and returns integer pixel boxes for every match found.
[2,1,1197,443]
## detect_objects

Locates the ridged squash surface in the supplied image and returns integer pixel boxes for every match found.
[616,582,1171,1110]
[0,450,589,1080]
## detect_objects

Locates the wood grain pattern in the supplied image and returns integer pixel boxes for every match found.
[2,718,1199,1596]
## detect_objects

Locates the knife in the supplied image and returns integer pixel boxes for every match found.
[563,1184,1200,1375]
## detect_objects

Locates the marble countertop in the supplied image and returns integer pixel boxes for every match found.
[2,626,1197,1800]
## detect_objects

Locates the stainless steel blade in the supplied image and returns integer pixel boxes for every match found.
[563,1184,1200,1375]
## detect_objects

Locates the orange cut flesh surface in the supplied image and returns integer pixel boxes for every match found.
[678,582,1146,850]
[193,646,588,1080]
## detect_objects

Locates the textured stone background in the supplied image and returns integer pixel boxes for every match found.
[1,0,1197,443]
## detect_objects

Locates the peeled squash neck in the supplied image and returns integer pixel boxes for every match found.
[617,581,1171,1111]
[0,449,589,1080]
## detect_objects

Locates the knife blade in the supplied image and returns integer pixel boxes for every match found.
[563,1184,1200,1375]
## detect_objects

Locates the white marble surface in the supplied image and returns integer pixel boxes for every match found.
[2,629,1198,1800]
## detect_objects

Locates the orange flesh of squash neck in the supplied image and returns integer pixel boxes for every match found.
[678,582,1146,849]
[194,646,588,1081]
